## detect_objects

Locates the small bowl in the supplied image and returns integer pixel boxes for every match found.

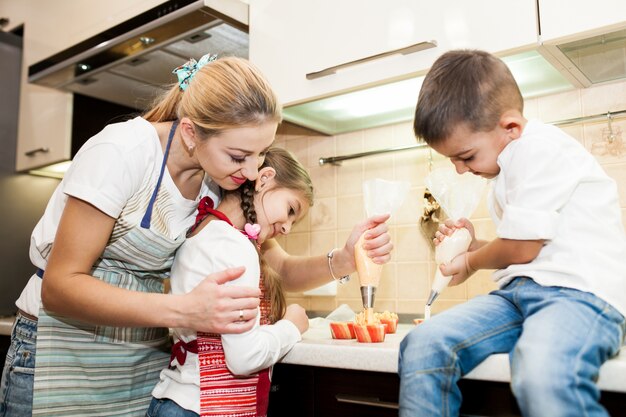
[353,323,386,343]
[330,321,356,339]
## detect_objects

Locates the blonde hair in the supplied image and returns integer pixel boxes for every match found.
[239,147,314,323]
[144,56,282,135]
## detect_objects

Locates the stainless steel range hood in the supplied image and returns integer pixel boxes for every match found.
[28,0,249,110]
[539,27,626,88]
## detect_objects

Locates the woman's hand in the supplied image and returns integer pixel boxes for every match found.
[283,304,309,334]
[345,213,393,264]
[183,266,261,334]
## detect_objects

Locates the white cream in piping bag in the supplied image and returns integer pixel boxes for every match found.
[426,227,472,308]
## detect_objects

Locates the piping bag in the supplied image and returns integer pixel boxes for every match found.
[355,179,410,323]
[424,168,486,317]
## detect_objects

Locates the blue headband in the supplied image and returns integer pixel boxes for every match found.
[172,53,218,91]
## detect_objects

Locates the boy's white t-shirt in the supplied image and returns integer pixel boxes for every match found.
[16,116,217,316]
[490,119,626,316]
[151,220,301,414]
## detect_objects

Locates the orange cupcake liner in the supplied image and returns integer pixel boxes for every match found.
[353,323,386,343]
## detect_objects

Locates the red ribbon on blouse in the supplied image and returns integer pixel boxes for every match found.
[170,339,198,366]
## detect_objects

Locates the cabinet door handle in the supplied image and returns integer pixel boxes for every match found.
[335,394,399,409]
[24,147,50,157]
[306,40,437,80]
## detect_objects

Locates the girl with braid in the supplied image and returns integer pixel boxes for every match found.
[147,147,313,417]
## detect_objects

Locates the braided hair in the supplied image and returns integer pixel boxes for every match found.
[238,147,314,323]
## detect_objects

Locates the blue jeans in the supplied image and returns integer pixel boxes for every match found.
[398,277,625,417]
[0,313,37,417]
[146,397,199,417]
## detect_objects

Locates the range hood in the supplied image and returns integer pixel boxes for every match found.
[539,27,626,88]
[28,0,249,110]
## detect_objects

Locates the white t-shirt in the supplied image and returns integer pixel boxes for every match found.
[490,119,626,316]
[16,116,218,316]
[151,220,301,414]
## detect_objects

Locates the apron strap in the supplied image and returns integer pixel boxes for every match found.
[141,120,179,229]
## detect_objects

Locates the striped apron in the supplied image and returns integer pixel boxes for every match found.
[33,121,186,417]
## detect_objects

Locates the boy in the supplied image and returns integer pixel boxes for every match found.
[398,49,626,417]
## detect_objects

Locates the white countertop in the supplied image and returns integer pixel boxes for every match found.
[2,315,623,393]
[281,323,626,393]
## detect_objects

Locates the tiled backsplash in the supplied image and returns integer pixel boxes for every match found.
[273,80,626,318]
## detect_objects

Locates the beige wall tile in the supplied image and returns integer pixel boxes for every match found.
[397,262,430,300]
[394,225,430,262]
[376,263,397,299]
[336,130,364,154]
[284,232,310,257]
[363,157,395,182]
[309,197,337,231]
[307,136,334,168]
[394,149,430,189]
[392,121,418,147]
[282,135,310,169]
[337,195,366,230]
[581,79,626,115]
[291,210,310,234]
[393,187,422,227]
[398,299,427,316]
[538,89,582,123]
[308,163,337,199]
[283,296,311,310]
[374,299,398,314]
[337,160,364,196]
[309,297,339,312]
[363,125,393,152]
[334,298,364,313]
[523,97,539,120]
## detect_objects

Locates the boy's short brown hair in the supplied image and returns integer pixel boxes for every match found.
[413,49,523,146]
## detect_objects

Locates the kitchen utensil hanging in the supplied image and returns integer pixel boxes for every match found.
[591,111,625,157]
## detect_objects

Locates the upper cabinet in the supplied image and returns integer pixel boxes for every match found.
[3,0,163,171]
[537,0,626,88]
[249,0,538,107]
[538,0,626,42]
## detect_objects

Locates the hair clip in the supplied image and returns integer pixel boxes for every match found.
[243,223,261,240]
[172,53,218,91]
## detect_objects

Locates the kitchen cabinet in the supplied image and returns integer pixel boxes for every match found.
[0,0,162,171]
[268,363,626,417]
[538,0,626,43]
[249,0,538,106]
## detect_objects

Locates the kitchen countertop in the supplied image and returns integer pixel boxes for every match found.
[3,315,623,393]
[281,323,626,393]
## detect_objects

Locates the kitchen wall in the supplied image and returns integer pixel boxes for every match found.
[273,79,626,318]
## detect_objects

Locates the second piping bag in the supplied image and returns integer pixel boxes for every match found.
[356,178,410,323]
[424,167,487,315]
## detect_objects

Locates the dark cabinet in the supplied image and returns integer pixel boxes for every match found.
[268,363,626,417]
[268,364,399,417]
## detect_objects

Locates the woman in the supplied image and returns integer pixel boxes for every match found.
[0,55,392,417]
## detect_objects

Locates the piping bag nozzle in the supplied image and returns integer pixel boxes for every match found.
[360,286,377,309]
[426,289,440,307]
